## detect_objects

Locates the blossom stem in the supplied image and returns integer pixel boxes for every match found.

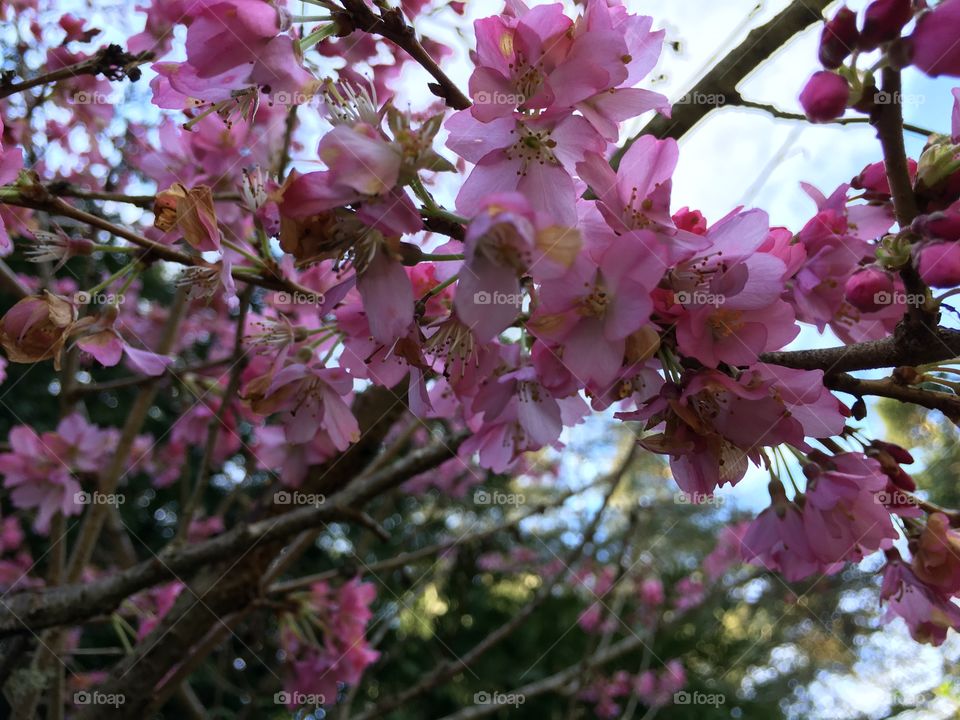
[308,331,338,349]
[115,267,140,301]
[419,253,464,262]
[86,262,136,296]
[922,376,960,392]
[92,244,140,254]
[410,176,439,212]
[181,102,224,131]
[256,227,274,262]
[300,23,339,51]
[418,273,458,304]
[424,207,468,226]
[291,14,332,22]
[110,614,135,654]
[222,239,265,268]
[320,338,341,365]
[922,367,960,378]
[414,179,468,227]
[305,325,338,336]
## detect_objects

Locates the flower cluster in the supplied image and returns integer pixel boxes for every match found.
[281,578,379,709]
[2,0,960,693]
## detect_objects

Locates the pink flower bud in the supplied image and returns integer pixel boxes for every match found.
[861,0,913,50]
[913,203,960,243]
[844,267,894,312]
[800,71,850,122]
[819,7,859,69]
[916,241,960,288]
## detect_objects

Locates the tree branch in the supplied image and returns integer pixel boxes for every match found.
[613,0,831,165]
[0,189,319,295]
[0,45,152,99]
[760,328,960,372]
[869,67,935,337]
[826,373,960,423]
[0,433,465,639]
[733,97,935,136]
[336,0,471,110]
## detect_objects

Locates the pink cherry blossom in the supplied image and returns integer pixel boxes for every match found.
[455,192,579,341]
[245,353,360,449]
[802,452,897,565]
[882,551,960,645]
[446,111,605,225]
[910,0,960,77]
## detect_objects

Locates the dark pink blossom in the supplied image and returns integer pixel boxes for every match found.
[860,0,913,50]
[844,267,894,313]
[916,241,960,287]
[910,0,960,77]
[819,7,859,69]
[800,71,850,122]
